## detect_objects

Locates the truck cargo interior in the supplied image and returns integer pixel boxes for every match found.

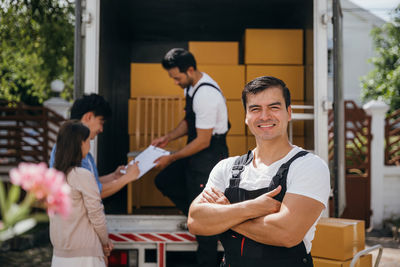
[97,0,315,213]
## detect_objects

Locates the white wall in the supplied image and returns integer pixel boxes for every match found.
[328,0,385,104]
[383,167,400,220]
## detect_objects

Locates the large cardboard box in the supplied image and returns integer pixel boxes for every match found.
[199,65,245,99]
[245,65,304,101]
[131,63,245,99]
[227,100,245,135]
[311,218,365,261]
[189,41,239,65]
[313,254,372,267]
[131,63,183,97]
[227,135,247,156]
[245,29,303,65]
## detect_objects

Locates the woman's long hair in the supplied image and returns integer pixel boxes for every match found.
[54,120,90,175]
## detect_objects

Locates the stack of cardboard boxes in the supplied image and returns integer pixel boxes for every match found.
[189,41,247,156]
[127,29,309,209]
[311,218,372,267]
[244,29,306,148]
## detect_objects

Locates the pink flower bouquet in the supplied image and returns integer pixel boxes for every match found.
[0,163,71,241]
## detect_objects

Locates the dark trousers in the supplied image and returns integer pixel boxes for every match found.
[155,158,220,267]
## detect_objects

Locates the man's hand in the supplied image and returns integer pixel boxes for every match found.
[125,161,140,181]
[199,187,230,205]
[248,186,282,216]
[151,135,169,148]
[113,165,125,179]
[154,155,175,170]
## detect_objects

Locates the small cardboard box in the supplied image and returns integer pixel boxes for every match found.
[311,218,365,261]
[189,41,239,65]
[313,254,372,267]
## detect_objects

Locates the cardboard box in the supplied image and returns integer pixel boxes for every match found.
[131,63,183,97]
[227,136,247,156]
[246,135,256,151]
[189,41,239,65]
[311,218,365,261]
[199,65,245,99]
[246,65,304,101]
[227,100,245,135]
[245,29,303,65]
[313,254,372,267]
[131,63,245,99]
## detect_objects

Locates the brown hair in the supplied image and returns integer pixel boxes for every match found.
[54,120,90,174]
[242,76,291,111]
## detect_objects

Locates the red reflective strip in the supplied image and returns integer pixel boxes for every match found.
[158,233,183,242]
[120,233,146,242]
[240,237,245,256]
[140,233,165,242]
[176,233,196,241]
[109,233,126,242]
[158,242,165,267]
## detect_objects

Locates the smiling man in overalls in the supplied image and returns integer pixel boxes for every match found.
[152,48,229,267]
[188,76,330,266]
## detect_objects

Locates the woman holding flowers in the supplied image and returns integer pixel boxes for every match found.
[50,120,138,267]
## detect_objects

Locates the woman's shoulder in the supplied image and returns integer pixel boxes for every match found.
[67,167,97,189]
[68,167,94,179]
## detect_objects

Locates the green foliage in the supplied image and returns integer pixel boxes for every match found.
[0,0,74,105]
[361,5,400,111]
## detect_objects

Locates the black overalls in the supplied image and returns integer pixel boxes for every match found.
[220,150,314,267]
[155,82,229,267]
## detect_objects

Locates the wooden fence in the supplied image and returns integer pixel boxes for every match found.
[0,103,65,177]
[385,108,400,166]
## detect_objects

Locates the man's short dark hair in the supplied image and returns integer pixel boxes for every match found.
[161,48,197,73]
[242,76,291,111]
[70,94,112,120]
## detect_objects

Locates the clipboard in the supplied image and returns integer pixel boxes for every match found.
[121,145,170,178]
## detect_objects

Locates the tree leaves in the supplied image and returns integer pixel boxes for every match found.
[361,5,400,111]
[0,0,74,105]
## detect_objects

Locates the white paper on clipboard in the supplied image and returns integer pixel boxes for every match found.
[121,145,170,178]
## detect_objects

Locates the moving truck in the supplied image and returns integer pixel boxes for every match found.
[75,0,342,266]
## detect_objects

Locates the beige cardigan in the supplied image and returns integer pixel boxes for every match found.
[50,167,109,257]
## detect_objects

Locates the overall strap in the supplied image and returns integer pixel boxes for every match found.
[191,82,221,99]
[190,82,231,134]
[269,150,309,202]
[274,150,309,178]
[230,150,253,188]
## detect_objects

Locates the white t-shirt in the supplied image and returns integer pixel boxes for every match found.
[205,145,331,253]
[185,72,228,134]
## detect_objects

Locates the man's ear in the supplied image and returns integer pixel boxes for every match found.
[186,66,195,75]
[81,111,94,123]
[287,106,292,122]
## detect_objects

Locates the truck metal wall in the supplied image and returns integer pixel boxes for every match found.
[93,0,317,213]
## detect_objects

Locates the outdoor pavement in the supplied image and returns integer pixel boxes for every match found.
[366,231,400,267]
[0,228,399,267]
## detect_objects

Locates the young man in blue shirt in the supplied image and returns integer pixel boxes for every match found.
[50,94,138,198]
